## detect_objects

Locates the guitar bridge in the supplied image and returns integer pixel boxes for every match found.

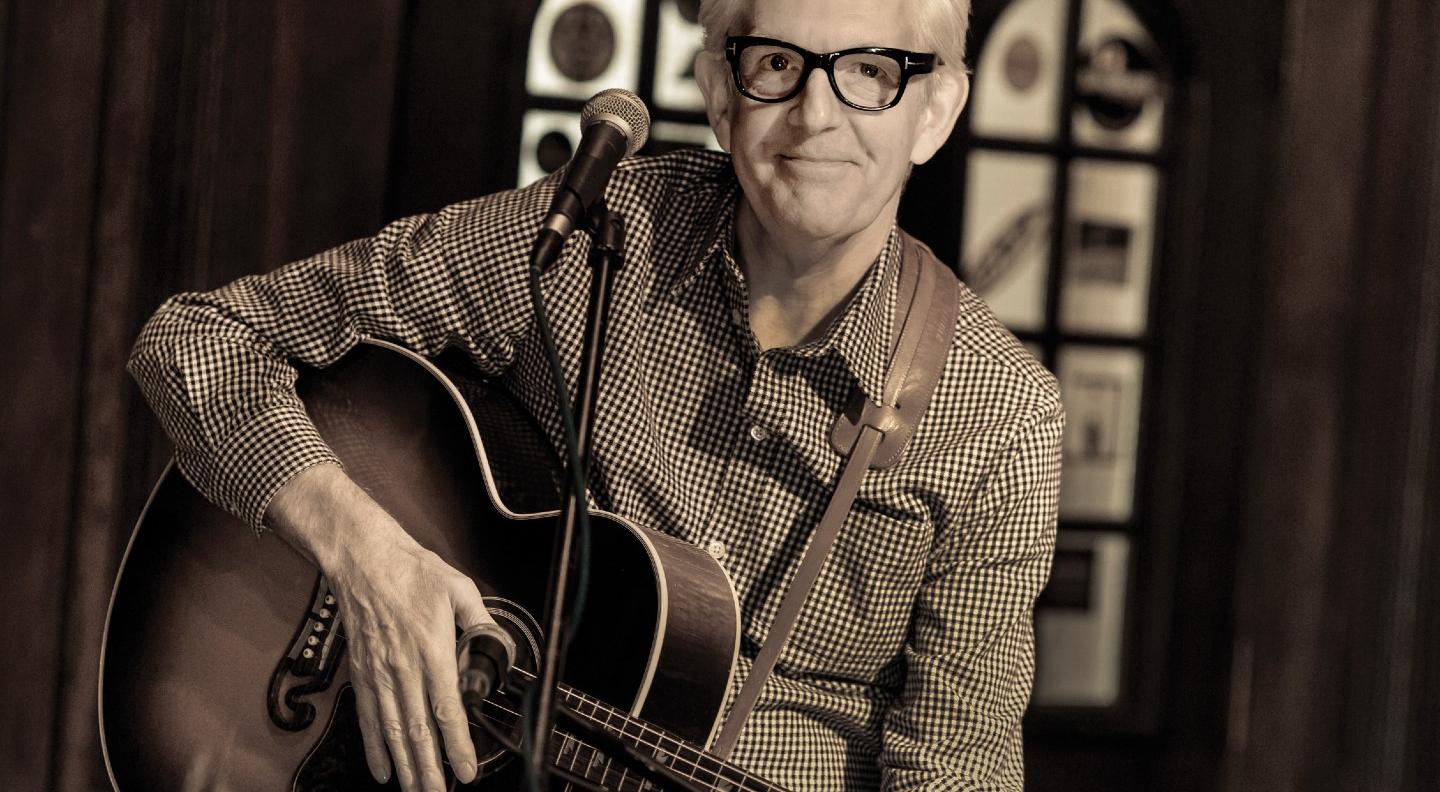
[267,574,345,731]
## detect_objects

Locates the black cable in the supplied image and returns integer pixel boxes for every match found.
[475,702,522,754]
[524,245,595,792]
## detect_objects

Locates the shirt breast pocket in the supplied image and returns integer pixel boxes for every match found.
[779,492,934,683]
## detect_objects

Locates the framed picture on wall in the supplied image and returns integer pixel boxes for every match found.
[1033,531,1131,707]
[1057,345,1144,522]
[969,0,1069,143]
[527,0,645,99]
[1072,0,1168,153]
[1060,160,1159,336]
[962,150,1056,332]
[518,110,582,187]
[652,0,706,112]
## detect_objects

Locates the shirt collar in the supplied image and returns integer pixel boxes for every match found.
[669,177,740,296]
[822,226,900,406]
[673,197,901,406]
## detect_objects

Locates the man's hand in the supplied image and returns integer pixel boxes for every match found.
[267,463,491,792]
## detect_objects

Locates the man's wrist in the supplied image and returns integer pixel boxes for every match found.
[265,462,397,573]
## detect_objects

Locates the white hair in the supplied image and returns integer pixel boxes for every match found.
[697,0,971,69]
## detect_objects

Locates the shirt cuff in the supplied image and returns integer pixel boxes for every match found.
[201,399,341,532]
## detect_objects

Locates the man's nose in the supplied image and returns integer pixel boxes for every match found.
[791,66,840,129]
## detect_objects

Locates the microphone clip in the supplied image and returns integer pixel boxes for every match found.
[457,623,518,717]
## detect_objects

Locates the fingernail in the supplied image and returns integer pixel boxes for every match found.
[458,760,477,780]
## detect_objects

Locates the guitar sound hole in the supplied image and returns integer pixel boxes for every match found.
[291,600,542,789]
[472,600,542,773]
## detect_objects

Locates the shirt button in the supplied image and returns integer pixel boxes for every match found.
[705,540,727,561]
[748,424,770,442]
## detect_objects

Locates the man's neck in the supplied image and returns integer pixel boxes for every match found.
[735,200,896,351]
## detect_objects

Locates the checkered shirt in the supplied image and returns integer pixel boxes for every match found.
[129,149,1063,791]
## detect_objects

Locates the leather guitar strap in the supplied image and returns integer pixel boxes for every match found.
[711,235,960,759]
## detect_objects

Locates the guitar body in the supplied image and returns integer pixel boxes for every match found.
[100,340,741,791]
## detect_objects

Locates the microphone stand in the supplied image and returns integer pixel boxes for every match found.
[524,200,632,789]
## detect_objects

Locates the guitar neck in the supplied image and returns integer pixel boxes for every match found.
[496,670,783,792]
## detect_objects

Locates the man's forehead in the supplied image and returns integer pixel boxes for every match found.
[742,0,921,49]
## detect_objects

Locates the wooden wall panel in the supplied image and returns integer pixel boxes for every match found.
[1225,1,1379,787]
[1323,0,1440,787]
[1225,0,1440,790]
[0,2,109,790]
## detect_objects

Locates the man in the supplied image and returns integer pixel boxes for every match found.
[129,0,1063,789]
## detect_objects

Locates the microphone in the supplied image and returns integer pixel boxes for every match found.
[456,623,517,716]
[532,88,650,271]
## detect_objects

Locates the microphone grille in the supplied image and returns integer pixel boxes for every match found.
[581,88,651,157]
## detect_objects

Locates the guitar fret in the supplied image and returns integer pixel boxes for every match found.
[602,703,627,789]
[555,731,570,773]
[581,699,610,783]
[593,698,614,787]
[513,671,784,792]
[566,733,580,775]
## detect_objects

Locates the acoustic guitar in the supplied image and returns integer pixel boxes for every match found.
[99,338,788,791]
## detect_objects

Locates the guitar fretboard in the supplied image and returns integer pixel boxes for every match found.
[496,670,785,792]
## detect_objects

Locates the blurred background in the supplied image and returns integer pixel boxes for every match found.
[1,0,1437,790]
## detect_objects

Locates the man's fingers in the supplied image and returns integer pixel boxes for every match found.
[374,674,418,792]
[425,644,479,783]
[449,575,491,634]
[396,667,447,792]
[348,645,392,784]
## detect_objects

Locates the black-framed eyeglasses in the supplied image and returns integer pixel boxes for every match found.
[724,35,936,112]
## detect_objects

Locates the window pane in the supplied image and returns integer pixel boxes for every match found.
[1060,160,1159,336]
[1033,530,1130,706]
[1072,0,1169,153]
[971,0,1069,142]
[1057,345,1143,521]
[962,150,1055,332]
[527,0,644,98]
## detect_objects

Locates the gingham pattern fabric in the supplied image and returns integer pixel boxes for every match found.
[129,149,1063,791]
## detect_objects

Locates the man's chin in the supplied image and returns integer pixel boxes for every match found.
[766,205,869,244]
[739,176,891,245]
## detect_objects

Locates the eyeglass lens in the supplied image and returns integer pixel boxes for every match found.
[736,42,905,109]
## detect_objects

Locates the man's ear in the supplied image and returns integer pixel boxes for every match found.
[909,70,970,165]
[694,49,734,152]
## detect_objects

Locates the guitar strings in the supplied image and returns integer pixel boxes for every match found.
[470,695,772,792]
[504,669,772,791]
[512,671,771,792]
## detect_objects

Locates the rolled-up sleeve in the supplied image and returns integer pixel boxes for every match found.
[128,184,551,530]
[881,396,1064,791]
